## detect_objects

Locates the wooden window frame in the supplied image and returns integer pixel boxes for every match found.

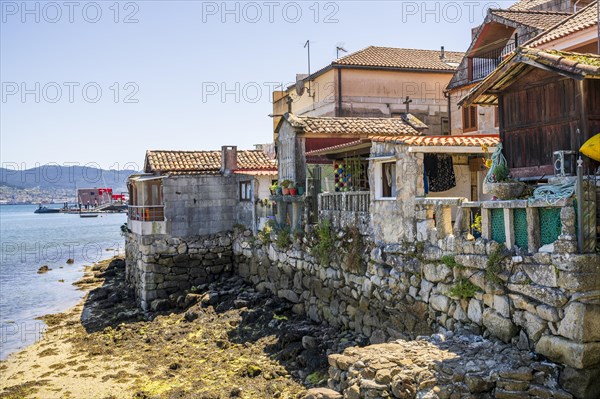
[374,161,397,200]
[239,181,252,202]
[462,105,478,133]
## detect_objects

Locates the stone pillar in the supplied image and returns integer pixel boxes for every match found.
[526,207,540,253]
[453,207,469,237]
[437,205,453,238]
[290,202,303,232]
[481,208,492,240]
[504,208,514,250]
[276,200,288,227]
[556,206,578,254]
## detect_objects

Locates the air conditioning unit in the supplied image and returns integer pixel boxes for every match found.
[553,150,577,176]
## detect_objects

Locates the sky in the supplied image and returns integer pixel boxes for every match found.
[1,0,521,170]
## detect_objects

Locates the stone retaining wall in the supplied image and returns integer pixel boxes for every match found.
[233,228,600,397]
[126,232,235,311]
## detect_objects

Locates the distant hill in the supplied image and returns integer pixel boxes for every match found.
[0,165,139,192]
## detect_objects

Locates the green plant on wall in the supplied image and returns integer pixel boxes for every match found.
[311,219,334,266]
[449,278,482,299]
[343,225,365,274]
[275,226,291,250]
[258,220,274,245]
[471,214,482,234]
[440,255,464,270]
[486,246,508,284]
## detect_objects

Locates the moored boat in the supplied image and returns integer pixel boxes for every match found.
[34,206,61,214]
[79,213,99,218]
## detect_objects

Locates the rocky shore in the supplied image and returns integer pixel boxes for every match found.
[0,257,368,399]
[0,254,588,398]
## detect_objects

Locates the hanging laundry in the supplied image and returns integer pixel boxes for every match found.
[424,154,456,192]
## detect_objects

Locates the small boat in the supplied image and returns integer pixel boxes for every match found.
[34,206,61,214]
[79,213,99,218]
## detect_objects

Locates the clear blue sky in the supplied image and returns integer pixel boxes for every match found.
[1,0,518,170]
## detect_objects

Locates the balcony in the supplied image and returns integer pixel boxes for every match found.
[128,205,166,235]
[318,191,370,232]
[414,197,588,255]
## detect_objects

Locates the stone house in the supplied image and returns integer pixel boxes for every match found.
[308,134,500,244]
[272,46,464,136]
[125,146,277,310]
[446,3,576,135]
[273,113,427,229]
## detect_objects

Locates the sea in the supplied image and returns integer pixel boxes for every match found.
[0,204,127,360]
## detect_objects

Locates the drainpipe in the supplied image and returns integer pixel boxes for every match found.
[337,68,343,117]
[252,179,257,235]
[444,90,451,135]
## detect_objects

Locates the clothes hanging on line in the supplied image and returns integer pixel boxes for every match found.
[424,154,456,192]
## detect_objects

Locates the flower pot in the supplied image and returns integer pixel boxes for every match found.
[282,188,290,195]
[269,188,276,196]
[483,182,524,200]
[297,187,305,195]
[289,188,298,196]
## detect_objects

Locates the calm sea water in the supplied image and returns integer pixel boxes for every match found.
[0,204,126,359]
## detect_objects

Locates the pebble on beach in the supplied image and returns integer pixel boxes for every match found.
[37,265,51,274]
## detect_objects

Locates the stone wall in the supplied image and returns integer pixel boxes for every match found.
[369,143,423,245]
[126,232,235,311]
[162,174,253,237]
[233,228,600,397]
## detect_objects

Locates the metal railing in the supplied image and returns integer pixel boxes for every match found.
[452,40,518,87]
[128,205,165,222]
[319,191,370,213]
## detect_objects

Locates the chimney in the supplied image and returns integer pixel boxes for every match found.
[221,145,238,176]
[440,46,445,60]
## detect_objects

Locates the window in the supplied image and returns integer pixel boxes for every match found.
[462,105,478,133]
[374,161,396,199]
[441,117,449,136]
[240,181,252,201]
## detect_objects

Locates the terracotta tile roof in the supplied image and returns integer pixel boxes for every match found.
[333,46,464,71]
[284,114,424,137]
[304,139,371,156]
[460,48,600,106]
[305,135,500,156]
[370,134,500,147]
[509,0,560,11]
[145,150,277,175]
[489,9,571,30]
[527,1,598,47]
[521,48,600,74]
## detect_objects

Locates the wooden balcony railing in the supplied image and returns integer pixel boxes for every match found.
[319,192,370,213]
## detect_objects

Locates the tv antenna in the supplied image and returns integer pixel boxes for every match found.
[336,46,347,59]
[304,40,314,97]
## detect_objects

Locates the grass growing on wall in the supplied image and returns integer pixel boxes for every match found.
[311,219,334,266]
[275,226,291,250]
[343,225,366,274]
[449,278,482,299]
[486,246,508,285]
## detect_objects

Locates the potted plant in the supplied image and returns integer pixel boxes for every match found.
[483,164,525,199]
[280,179,292,195]
[270,181,278,196]
[289,183,298,196]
